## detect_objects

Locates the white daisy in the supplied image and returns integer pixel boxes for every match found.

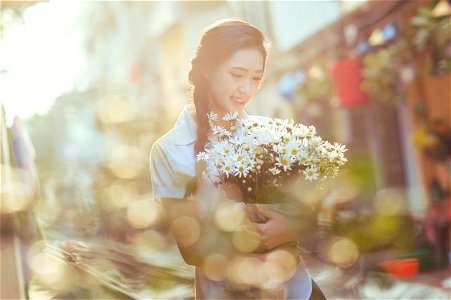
[196,151,210,161]
[269,167,281,175]
[220,161,234,177]
[207,111,218,121]
[275,154,293,171]
[223,112,239,121]
[303,165,319,181]
[333,143,348,155]
[234,162,249,178]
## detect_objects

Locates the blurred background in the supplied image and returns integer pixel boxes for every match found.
[1,0,450,299]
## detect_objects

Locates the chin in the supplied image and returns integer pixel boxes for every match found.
[229,102,246,112]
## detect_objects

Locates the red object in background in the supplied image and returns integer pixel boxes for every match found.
[330,58,369,108]
[378,258,420,278]
[129,64,140,84]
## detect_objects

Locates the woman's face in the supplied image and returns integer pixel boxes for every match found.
[205,48,264,116]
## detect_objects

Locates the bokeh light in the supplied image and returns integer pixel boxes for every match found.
[322,236,360,268]
[133,230,167,255]
[226,256,264,287]
[374,188,406,216]
[263,249,297,283]
[27,241,80,292]
[100,181,137,209]
[215,200,246,232]
[170,216,201,247]
[232,228,261,253]
[0,180,34,212]
[203,253,230,281]
[126,199,164,229]
[106,145,146,179]
[96,95,134,124]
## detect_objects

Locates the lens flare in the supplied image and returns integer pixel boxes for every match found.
[102,181,137,209]
[107,145,145,179]
[264,249,297,283]
[96,95,134,124]
[326,237,360,268]
[215,200,245,232]
[1,181,34,212]
[133,230,167,255]
[226,256,262,286]
[374,188,406,216]
[203,253,229,281]
[28,241,80,291]
[127,199,163,228]
[232,229,260,253]
[170,216,201,247]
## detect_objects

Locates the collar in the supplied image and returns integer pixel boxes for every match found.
[174,104,250,146]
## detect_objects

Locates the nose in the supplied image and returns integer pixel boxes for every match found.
[238,79,250,95]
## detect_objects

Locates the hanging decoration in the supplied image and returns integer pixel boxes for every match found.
[296,65,333,105]
[330,58,369,108]
[362,40,408,105]
[369,28,384,46]
[411,2,451,74]
[382,24,397,41]
[356,40,371,55]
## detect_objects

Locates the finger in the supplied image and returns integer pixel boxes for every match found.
[252,222,264,234]
[243,227,260,241]
[255,204,274,219]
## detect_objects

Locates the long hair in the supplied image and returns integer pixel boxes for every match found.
[188,18,270,156]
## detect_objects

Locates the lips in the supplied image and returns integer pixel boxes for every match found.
[231,96,246,104]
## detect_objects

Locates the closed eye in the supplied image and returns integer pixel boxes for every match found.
[253,77,262,82]
[230,73,242,78]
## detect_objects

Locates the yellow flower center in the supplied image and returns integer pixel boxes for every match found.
[282,159,288,166]
[237,155,243,161]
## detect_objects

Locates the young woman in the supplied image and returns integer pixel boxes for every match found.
[150,18,323,299]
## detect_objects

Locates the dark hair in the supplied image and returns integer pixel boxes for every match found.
[188,18,270,155]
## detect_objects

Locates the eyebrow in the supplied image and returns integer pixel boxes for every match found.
[231,67,264,74]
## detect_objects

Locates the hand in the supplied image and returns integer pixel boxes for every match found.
[253,205,301,250]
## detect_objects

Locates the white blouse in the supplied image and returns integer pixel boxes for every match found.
[150,104,312,299]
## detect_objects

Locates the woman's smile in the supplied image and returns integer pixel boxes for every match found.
[206,48,264,116]
[231,95,247,105]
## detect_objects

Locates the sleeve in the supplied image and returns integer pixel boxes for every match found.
[150,142,186,200]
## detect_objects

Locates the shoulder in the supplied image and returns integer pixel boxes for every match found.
[150,129,177,161]
[153,129,177,148]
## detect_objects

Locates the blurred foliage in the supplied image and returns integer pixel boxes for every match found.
[412,118,451,162]
[332,214,419,253]
[411,5,451,74]
[342,154,376,198]
[296,66,333,103]
[362,40,408,105]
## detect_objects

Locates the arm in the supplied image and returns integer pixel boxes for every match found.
[252,203,317,251]
[161,197,301,268]
[160,197,207,266]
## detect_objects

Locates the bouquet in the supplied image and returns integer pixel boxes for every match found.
[196,112,348,294]
[197,112,347,205]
